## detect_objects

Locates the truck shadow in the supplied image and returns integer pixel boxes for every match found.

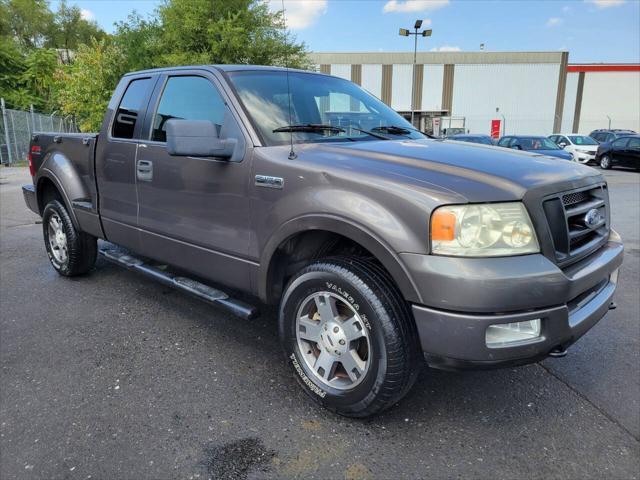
[96,256,580,429]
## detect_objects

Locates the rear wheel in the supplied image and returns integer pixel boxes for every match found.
[600,155,612,169]
[42,200,97,276]
[279,257,422,417]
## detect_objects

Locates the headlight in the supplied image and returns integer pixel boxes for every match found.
[431,202,539,256]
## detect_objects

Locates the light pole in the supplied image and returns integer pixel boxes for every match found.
[399,20,432,127]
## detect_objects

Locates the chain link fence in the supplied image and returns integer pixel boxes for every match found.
[0,98,78,165]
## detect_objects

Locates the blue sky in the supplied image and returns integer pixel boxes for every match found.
[51,0,640,63]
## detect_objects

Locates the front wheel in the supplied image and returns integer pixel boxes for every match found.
[43,200,97,276]
[600,155,612,169]
[279,257,422,417]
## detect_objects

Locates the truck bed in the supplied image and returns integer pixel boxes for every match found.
[28,131,101,236]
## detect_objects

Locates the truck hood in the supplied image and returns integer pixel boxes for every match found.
[296,138,603,203]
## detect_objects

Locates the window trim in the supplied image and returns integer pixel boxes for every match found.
[144,72,227,144]
[109,75,156,142]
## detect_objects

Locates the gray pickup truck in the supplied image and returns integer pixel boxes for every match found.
[23,65,623,417]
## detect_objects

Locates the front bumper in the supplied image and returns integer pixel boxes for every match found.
[573,151,596,164]
[404,231,623,370]
[22,184,38,214]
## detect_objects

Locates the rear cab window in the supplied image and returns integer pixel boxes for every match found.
[112,77,153,139]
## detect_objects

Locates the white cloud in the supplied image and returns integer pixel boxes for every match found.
[383,0,449,13]
[430,45,461,52]
[80,8,94,21]
[270,0,328,29]
[546,17,563,27]
[586,0,625,8]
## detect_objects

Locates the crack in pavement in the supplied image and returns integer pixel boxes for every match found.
[537,362,639,442]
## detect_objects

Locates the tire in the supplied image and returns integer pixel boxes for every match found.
[279,256,422,417]
[600,155,612,170]
[42,200,97,276]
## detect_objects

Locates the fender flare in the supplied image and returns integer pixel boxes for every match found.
[258,214,423,304]
[36,152,91,229]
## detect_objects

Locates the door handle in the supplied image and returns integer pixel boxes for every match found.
[137,159,153,181]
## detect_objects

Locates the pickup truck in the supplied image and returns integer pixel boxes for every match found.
[23,65,623,417]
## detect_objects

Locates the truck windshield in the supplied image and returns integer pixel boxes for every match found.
[227,70,426,146]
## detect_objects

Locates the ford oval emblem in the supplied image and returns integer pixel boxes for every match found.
[584,208,602,228]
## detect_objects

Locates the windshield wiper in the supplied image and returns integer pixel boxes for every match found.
[273,124,345,134]
[371,125,413,135]
[371,125,435,138]
[346,126,390,140]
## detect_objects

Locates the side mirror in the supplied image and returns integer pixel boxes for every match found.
[166,119,236,158]
[511,144,522,150]
[558,142,567,148]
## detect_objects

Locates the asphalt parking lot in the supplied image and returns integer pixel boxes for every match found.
[1,165,638,479]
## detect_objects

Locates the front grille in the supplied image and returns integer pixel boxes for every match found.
[562,191,590,206]
[543,184,609,267]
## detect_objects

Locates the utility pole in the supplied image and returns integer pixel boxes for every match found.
[399,21,432,127]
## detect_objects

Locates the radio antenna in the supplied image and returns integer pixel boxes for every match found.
[281,0,297,159]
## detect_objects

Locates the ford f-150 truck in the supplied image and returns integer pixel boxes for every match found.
[23,65,623,417]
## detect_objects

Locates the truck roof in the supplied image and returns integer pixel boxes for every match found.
[123,64,321,77]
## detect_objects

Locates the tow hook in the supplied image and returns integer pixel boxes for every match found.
[609,301,617,310]
[549,346,568,358]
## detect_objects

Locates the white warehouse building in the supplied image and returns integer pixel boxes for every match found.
[308,51,640,137]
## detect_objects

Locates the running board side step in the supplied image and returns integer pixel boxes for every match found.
[98,247,259,320]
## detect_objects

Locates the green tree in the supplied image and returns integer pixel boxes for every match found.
[0,0,53,49]
[47,0,105,63]
[113,12,163,72]
[22,47,58,109]
[0,37,57,110]
[115,0,309,69]
[0,37,31,108]
[55,39,126,132]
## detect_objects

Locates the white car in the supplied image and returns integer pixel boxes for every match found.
[548,134,599,164]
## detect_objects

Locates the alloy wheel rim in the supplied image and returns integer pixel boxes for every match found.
[47,213,68,265]
[295,291,371,390]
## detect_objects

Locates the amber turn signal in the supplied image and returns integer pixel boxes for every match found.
[431,210,456,241]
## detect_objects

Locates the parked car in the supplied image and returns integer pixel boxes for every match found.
[549,134,599,164]
[22,65,623,417]
[589,129,637,144]
[497,136,574,160]
[596,134,640,170]
[442,127,466,137]
[447,133,495,145]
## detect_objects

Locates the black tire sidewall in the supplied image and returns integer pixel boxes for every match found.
[280,267,389,412]
[42,201,73,275]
